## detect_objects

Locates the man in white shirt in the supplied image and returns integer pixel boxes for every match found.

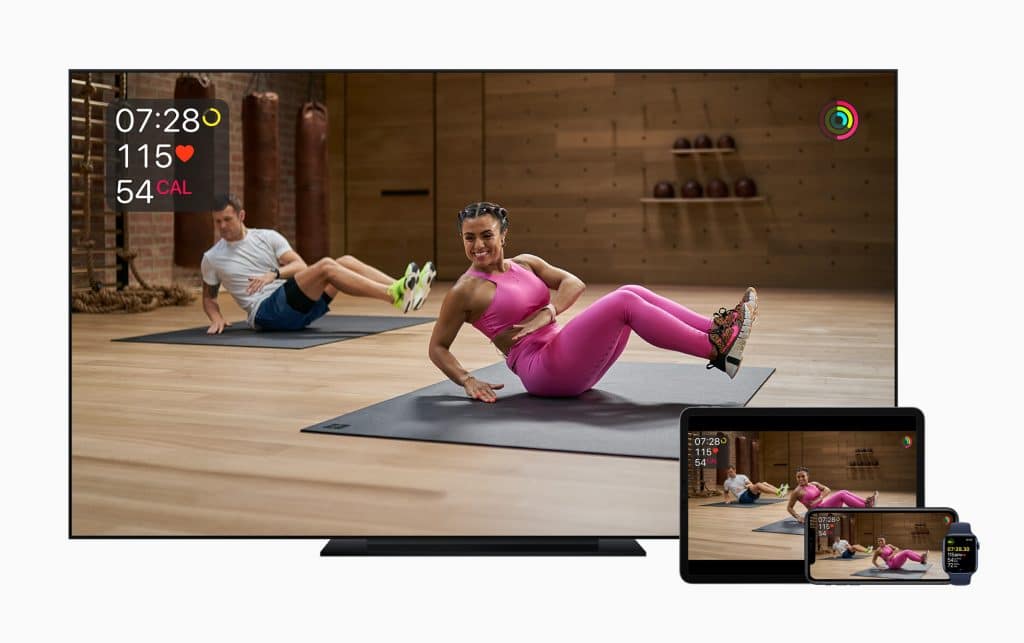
[201,194,435,333]
[722,465,789,504]
[831,538,870,559]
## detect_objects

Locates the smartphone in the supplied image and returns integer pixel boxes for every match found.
[806,507,958,584]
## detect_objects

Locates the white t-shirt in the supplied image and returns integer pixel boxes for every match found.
[201,228,291,326]
[723,474,752,499]
[833,539,851,555]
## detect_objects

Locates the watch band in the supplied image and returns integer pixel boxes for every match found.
[947,522,971,534]
[946,522,974,585]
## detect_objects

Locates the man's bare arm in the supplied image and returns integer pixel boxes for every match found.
[276,250,307,279]
[202,282,230,334]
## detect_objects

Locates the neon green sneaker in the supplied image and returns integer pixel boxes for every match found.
[777,483,790,497]
[387,262,419,313]
[411,261,436,311]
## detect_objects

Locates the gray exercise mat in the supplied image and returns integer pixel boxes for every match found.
[702,498,787,508]
[114,315,434,349]
[752,518,806,535]
[850,563,932,579]
[301,362,774,459]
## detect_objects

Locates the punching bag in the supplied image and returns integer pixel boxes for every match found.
[242,92,280,230]
[295,102,329,260]
[173,74,215,268]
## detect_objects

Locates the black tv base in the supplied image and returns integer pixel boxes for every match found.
[320,537,646,556]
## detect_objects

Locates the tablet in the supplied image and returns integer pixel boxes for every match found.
[680,407,924,583]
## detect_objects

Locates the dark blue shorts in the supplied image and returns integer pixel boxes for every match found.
[841,549,855,559]
[254,278,330,331]
[738,489,760,504]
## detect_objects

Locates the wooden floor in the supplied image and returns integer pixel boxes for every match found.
[810,550,947,580]
[71,284,894,536]
[686,490,914,560]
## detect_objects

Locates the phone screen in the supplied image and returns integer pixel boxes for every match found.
[807,509,957,583]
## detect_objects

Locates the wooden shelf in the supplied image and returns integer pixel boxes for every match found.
[640,197,765,204]
[671,147,736,155]
[846,465,880,469]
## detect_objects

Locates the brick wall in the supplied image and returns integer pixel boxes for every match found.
[124,72,325,286]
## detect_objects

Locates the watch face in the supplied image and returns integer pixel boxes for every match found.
[944,535,978,573]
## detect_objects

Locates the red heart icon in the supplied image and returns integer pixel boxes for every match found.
[175,145,195,163]
[712,447,719,454]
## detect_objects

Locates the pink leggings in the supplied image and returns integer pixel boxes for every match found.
[511,285,714,397]
[886,550,924,569]
[814,490,870,508]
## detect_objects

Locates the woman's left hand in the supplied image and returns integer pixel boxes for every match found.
[493,307,554,344]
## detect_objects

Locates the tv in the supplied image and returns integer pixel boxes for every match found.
[70,70,896,554]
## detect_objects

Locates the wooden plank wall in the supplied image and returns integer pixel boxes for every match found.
[325,73,346,256]
[325,71,894,289]
[482,72,894,289]
[758,431,917,491]
[435,73,483,278]
[342,73,435,276]
[853,512,951,551]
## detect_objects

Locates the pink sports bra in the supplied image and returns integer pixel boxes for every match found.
[879,545,894,560]
[466,260,554,341]
[798,484,822,508]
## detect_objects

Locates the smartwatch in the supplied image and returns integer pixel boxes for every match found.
[274,267,281,280]
[943,522,979,585]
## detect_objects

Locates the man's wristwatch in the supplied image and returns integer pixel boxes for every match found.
[273,267,281,280]
[943,522,979,585]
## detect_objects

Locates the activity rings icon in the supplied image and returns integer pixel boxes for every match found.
[819,100,859,141]
[201,107,222,128]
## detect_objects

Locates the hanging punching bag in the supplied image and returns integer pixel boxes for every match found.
[242,92,280,230]
[295,102,330,260]
[173,74,215,268]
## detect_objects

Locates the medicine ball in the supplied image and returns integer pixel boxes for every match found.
[653,181,676,198]
[734,177,758,198]
[707,178,729,198]
[681,180,703,198]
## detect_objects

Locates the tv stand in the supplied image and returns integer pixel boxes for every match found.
[320,537,645,556]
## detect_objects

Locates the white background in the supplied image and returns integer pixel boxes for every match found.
[4,2,1021,640]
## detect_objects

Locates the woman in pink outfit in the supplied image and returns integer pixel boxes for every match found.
[787,467,879,523]
[427,202,758,402]
[872,536,928,570]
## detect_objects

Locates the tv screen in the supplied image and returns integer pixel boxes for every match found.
[70,70,895,537]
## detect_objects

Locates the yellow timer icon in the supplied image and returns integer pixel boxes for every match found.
[201,107,222,128]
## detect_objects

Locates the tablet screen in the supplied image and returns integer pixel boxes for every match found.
[681,409,923,582]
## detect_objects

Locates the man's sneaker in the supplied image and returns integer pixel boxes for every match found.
[707,301,753,379]
[411,261,436,311]
[387,262,419,313]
